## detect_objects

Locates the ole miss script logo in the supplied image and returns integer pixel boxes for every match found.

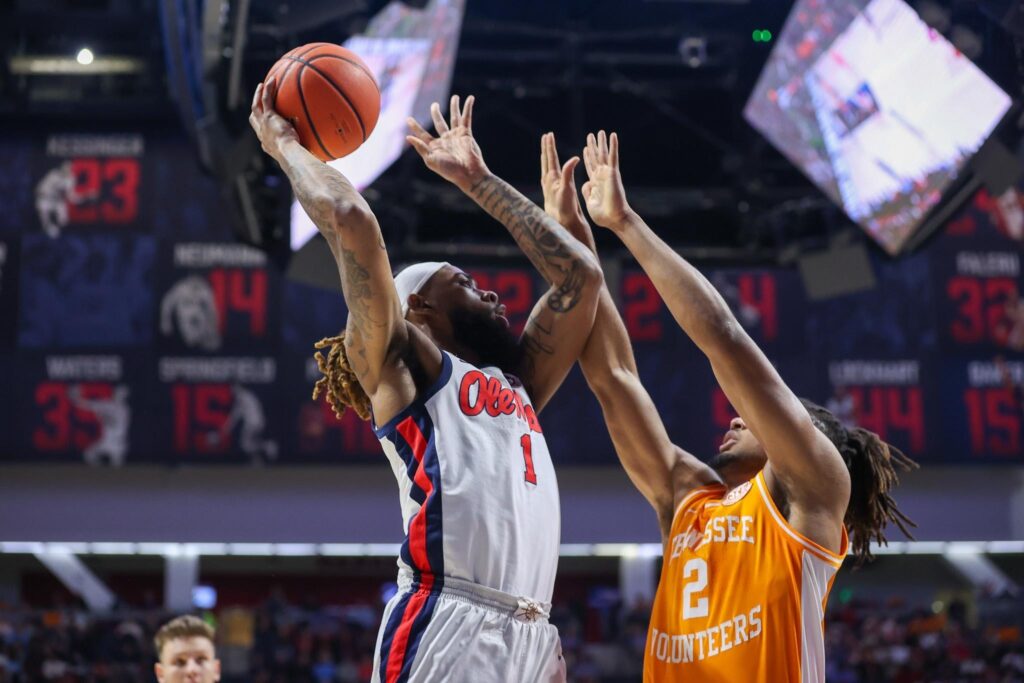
[458,369,542,485]
[458,370,542,434]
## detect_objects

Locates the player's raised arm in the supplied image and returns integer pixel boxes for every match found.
[581,131,850,546]
[542,132,721,538]
[407,96,603,411]
[250,79,416,399]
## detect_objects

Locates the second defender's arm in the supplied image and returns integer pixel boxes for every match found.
[581,288,722,538]
[582,132,849,534]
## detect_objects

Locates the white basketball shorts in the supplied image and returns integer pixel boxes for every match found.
[371,571,566,683]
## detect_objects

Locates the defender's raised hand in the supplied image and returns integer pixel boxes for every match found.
[406,95,489,192]
[539,132,594,251]
[581,130,633,230]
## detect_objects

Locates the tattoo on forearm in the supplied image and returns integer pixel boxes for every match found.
[287,159,354,230]
[519,313,556,380]
[469,175,588,313]
[282,147,388,252]
[277,147,395,381]
[340,246,381,331]
[549,261,586,313]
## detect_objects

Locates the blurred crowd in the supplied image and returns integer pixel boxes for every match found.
[825,597,1024,683]
[0,590,1022,682]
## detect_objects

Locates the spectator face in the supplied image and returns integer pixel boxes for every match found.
[154,636,220,683]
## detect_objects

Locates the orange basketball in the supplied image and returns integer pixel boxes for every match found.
[265,43,380,162]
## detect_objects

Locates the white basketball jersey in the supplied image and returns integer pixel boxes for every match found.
[374,351,561,603]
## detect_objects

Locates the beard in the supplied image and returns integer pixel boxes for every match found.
[449,306,521,372]
[707,451,743,472]
[707,448,767,477]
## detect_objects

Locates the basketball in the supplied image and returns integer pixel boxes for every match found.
[265,43,380,162]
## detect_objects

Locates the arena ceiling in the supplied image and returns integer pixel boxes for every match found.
[1,0,1020,261]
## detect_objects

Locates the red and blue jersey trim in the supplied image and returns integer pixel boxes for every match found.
[373,351,450,577]
[373,352,452,681]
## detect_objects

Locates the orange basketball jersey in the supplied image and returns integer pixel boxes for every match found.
[644,471,848,682]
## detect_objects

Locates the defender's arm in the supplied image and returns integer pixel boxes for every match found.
[542,132,720,538]
[582,132,849,538]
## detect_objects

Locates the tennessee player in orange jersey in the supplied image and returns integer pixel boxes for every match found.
[539,129,917,683]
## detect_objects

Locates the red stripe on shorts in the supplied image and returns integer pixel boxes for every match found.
[384,573,435,683]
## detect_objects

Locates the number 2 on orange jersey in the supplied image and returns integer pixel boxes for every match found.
[682,558,709,619]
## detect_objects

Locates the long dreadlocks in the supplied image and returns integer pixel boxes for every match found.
[801,399,919,564]
[311,330,372,422]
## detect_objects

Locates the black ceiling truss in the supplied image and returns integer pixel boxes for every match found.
[0,0,1019,264]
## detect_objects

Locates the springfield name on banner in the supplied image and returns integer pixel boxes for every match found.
[159,357,278,462]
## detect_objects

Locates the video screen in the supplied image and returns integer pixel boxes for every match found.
[745,0,1011,254]
[290,0,465,251]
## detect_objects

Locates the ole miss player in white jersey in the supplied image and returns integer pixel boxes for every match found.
[251,83,602,683]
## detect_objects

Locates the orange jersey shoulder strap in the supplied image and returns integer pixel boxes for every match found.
[752,471,848,567]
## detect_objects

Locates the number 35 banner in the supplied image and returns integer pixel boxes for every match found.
[10,353,153,465]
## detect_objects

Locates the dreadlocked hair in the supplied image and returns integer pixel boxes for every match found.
[311,331,372,422]
[800,399,919,565]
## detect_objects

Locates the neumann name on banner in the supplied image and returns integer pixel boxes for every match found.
[174,243,267,268]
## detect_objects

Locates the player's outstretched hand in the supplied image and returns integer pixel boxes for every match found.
[581,130,633,230]
[249,78,299,161]
[539,132,595,252]
[406,95,490,192]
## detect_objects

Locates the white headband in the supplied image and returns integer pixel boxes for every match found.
[394,261,452,316]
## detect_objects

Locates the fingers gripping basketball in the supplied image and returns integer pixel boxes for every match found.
[265,43,381,162]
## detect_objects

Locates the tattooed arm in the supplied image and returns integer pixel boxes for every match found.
[251,79,438,418]
[407,96,603,410]
[543,133,721,539]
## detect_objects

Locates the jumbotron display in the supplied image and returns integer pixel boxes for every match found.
[289,0,465,250]
[745,0,1011,254]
